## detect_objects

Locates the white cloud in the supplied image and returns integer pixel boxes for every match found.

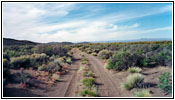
[2,3,172,43]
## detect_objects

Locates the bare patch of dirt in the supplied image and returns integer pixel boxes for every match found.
[141,66,172,97]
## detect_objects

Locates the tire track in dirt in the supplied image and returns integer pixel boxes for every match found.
[78,49,129,97]
[46,48,81,97]
[64,49,81,97]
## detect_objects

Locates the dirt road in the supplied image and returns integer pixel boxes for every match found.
[49,48,128,97]
[74,48,130,97]
[43,48,81,97]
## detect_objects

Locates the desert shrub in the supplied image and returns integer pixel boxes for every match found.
[3,46,34,57]
[151,44,160,51]
[10,55,31,69]
[82,77,95,88]
[47,60,62,73]
[134,89,151,97]
[142,58,149,67]
[87,70,94,77]
[36,45,69,56]
[31,53,47,62]
[38,64,47,71]
[128,67,142,73]
[82,71,87,77]
[3,52,10,60]
[49,56,55,61]
[20,71,32,85]
[12,71,34,87]
[158,72,172,93]
[79,88,97,97]
[66,57,72,64]
[10,53,48,69]
[113,51,131,70]
[30,53,48,67]
[91,52,97,56]
[121,73,144,90]
[57,57,66,63]
[3,59,10,68]
[52,74,60,81]
[8,50,15,57]
[137,48,143,55]
[98,49,113,59]
[105,51,136,71]
[81,58,88,64]
[104,58,116,69]
[85,48,92,54]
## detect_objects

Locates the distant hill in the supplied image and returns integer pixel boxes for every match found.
[92,38,172,43]
[47,41,73,45]
[3,38,39,46]
[3,37,171,46]
[76,42,91,44]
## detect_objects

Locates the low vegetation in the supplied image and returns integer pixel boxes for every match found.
[79,88,97,97]
[81,58,88,65]
[98,49,113,59]
[128,67,142,73]
[134,89,152,97]
[77,41,172,71]
[158,72,172,94]
[121,73,144,90]
[52,74,60,81]
[3,40,172,97]
[3,44,73,88]
[77,65,97,97]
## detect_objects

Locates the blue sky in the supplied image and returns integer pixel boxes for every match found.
[3,3,172,43]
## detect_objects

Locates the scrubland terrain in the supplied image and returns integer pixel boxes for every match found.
[3,41,172,97]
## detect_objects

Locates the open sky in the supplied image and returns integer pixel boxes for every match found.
[3,3,172,43]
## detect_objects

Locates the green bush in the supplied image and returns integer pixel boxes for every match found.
[104,58,116,69]
[38,64,47,71]
[52,74,60,81]
[128,67,142,73]
[134,89,151,97]
[81,58,88,64]
[121,73,144,90]
[10,55,31,69]
[30,53,48,67]
[158,72,172,93]
[79,88,97,97]
[66,57,72,64]
[47,60,62,73]
[34,45,69,57]
[98,49,113,59]
[82,77,95,88]
[91,52,97,56]
[142,58,149,67]
[87,71,94,77]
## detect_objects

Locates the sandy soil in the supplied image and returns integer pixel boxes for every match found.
[79,49,131,97]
